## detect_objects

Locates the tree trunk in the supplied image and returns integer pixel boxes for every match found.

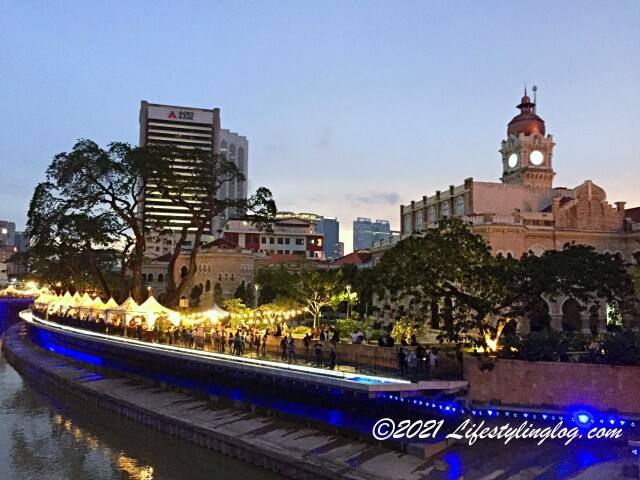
[86,246,111,298]
[164,223,205,307]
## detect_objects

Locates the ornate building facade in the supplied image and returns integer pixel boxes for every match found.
[399,90,640,332]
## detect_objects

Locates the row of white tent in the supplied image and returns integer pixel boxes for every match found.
[0,285,43,298]
[34,291,180,327]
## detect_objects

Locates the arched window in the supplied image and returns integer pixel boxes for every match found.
[428,206,436,223]
[158,273,164,283]
[142,273,147,282]
[455,197,464,216]
[528,244,546,256]
[441,201,450,218]
[180,266,188,278]
[415,211,423,232]
[205,280,211,292]
[229,144,236,159]
[147,273,154,282]
[562,298,582,332]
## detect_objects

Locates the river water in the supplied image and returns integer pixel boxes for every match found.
[0,317,285,480]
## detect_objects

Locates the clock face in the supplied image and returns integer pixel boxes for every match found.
[530,150,544,166]
[508,153,518,168]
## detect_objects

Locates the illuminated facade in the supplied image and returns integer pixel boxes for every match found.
[398,90,640,332]
[222,218,325,260]
[275,212,340,260]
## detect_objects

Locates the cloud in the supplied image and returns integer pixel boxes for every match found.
[344,192,400,206]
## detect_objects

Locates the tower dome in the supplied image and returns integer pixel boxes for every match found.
[507,92,546,137]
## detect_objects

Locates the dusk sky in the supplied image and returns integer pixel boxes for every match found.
[1,1,638,254]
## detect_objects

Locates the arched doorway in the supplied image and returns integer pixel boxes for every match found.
[529,297,551,332]
[562,298,582,332]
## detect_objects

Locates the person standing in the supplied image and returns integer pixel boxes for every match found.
[314,341,323,367]
[303,333,311,360]
[329,341,337,370]
[286,334,296,363]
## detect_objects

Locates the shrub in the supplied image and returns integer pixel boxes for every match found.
[290,325,311,336]
[336,319,365,336]
[516,330,570,362]
[600,330,640,366]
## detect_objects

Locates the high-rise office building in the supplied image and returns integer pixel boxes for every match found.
[218,129,248,232]
[353,218,392,251]
[139,101,221,234]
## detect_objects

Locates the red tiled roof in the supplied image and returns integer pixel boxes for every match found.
[202,237,238,249]
[332,250,372,266]
[152,253,172,263]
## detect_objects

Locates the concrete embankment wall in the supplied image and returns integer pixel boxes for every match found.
[463,355,640,415]
[1,323,429,480]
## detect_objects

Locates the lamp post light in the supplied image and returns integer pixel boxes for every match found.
[254,283,260,309]
[346,284,352,321]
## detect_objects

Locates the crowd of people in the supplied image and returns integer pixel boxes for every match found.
[33,306,446,378]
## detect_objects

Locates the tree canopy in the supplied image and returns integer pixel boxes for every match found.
[374,217,638,350]
[27,139,276,304]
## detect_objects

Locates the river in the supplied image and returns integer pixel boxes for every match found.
[0,318,285,480]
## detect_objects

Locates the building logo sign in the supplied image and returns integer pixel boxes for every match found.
[166,110,194,120]
[148,105,213,123]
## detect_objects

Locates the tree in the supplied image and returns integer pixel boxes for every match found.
[254,264,299,304]
[189,284,203,308]
[299,269,343,328]
[28,139,276,305]
[374,217,638,350]
[213,282,224,306]
[27,183,128,297]
[132,144,276,306]
[222,298,251,329]
[375,217,512,348]
[28,140,147,301]
[336,263,374,316]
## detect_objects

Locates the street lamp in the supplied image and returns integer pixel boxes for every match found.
[345,285,352,320]
[254,283,260,309]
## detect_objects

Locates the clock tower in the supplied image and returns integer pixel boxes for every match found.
[500,88,555,189]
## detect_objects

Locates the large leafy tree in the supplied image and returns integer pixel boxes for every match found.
[375,217,514,347]
[27,141,140,298]
[375,217,638,350]
[133,144,276,306]
[27,139,276,304]
[299,269,343,328]
[254,264,300,304]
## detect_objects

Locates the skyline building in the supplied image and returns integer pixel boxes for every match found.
[275,212,340,260]
[218,129,248,233]
[139,101,221,234]
[352,218,393,251]
[139,101,249,258]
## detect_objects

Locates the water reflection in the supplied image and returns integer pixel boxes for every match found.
[0,347,285,480]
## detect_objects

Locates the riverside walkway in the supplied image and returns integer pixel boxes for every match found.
[4,312,637,479]
[2,321,438,480]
